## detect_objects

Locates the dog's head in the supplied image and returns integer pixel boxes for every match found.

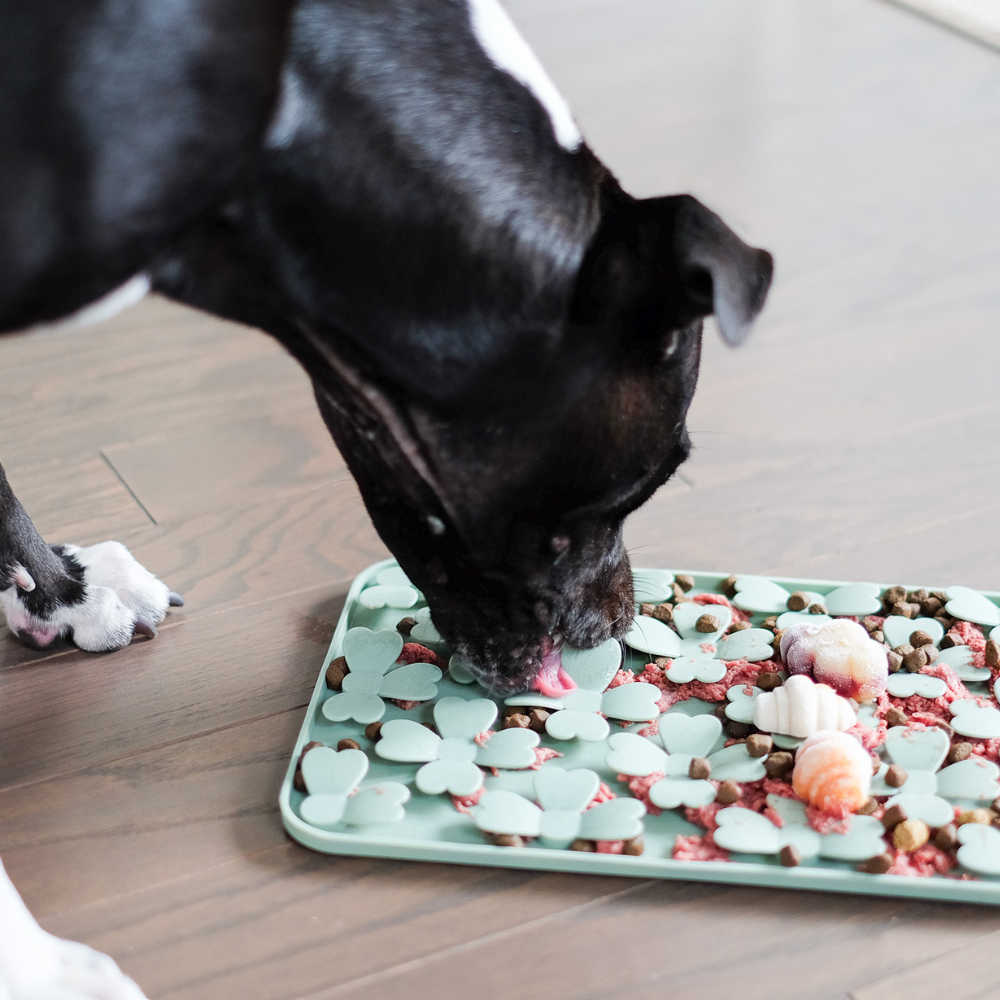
[309,188,771,693]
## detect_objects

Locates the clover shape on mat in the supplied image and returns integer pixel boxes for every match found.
[605,712,766,809]
[472,766,646,849]
[881,615,990,683]
[731,577,881,626]
[626,603,774,685]
[945,586,1000,629]
[868,725,1000,827]
[721,684,805,749]
[504,639,661,742]
[297,746,411,828]
[358,566,420,610]
[948,700,1000,740]
[447,653,478,686]
[631,568,677,604]
[407,606,444,645]
[957,822,1000,876]
[374,696,540,796]
[321,627,442,724]
[712,796,885,862]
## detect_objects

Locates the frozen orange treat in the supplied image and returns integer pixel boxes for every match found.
[792,730,871,817]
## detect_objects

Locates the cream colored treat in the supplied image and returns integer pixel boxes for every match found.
[792,731,872,816]
[780,619,888,703]
[752,674,857,738]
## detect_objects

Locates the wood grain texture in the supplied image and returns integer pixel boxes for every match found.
[2,0,1000,997]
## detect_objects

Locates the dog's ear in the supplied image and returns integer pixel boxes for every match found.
[669,195,773,346]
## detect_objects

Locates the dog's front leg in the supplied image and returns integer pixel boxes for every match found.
[0,461,180,651]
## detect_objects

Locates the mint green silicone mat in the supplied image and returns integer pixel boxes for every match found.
[279,559,1000,905]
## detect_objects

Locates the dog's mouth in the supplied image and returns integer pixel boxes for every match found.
[531,634,577,696]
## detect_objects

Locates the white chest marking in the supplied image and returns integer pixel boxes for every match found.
[467,0,582,151]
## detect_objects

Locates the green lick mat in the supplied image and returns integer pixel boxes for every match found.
[280,559,1000,905]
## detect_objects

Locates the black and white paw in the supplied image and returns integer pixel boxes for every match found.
[0,541,183,652]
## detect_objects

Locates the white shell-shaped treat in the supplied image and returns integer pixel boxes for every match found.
[752,674,857,738]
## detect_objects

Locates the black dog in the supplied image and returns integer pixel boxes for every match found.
[0,0,772,695]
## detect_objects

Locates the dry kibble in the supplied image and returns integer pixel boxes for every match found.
[934,824,959,851]
[756,671,783,692]
[689,757,712,780]
[987,640,1000,669]
[746,733,773,758]
[337,738,361,752]
[527,708,551,733]
[908,588,929,603]
[807,602,828,615]
[890,601,914,619]
[881,803,909,829]
[763,752,793,778]
[652,603,674,624]
[623,837,645,856]
[639,602,657,617]
[872,631,884,644]
[909,630,934,648]
[857,797,880,816]
[893,818,930,852]
[861,616,883,634]
[714,704,729,721]
[787,591,809,612]
[931,590,949,604]
[695,613,720,634]
[903,648,928,672]
[396,616,418,637]
[779,844,802,868]
[728,620,751,633]
[726,721,752,739]
[675,573,695,592]
[885,764,908,788]
[871,756,883,775]
[859,852,894,874]
[762,616,779,631]
[503,713,531,730]
[654,656,671,668]
[883,585,907,604]
[940,634,958,649]
[892,643,915,658]
[886,650,904,673]
[365,721,384,742]
[921,597,943,616]
[923,646,939,665]
[947,742,973,764]
[325,655,348,690]
[936,615,956,631]
[492,833,526,848]
[423,723,438,734]
[772,628,786,649]
[956,809,994,827]
[885,707,908,728]
[569,838,596,852]
[715,781,741,805]
[721,575,739,598]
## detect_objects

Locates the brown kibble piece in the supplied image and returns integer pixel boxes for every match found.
[721,575,739,598]
[858,852,894,874]
[728,620,751,633]
[639,602,656,617]
[857,797,879,816]
[885,764,908,788]
[716,780,741,805]
[909,630,934,648]
[885,707,908,728]
[746,733,773,758]
[903,648,928,672]
[872,630,884,644]
[675,573,695,592]
[337,738,361,752]
[808,603,828,615]
[947,742,973,764]
[779,844,802,867]
[931,590,949,604]
[890,601,913,619]
[886,650,903,673]
[695,613,720,633]
[726,721,752,739]
[871,756,883,775]
[940,634,959,649]
[654,656,671,668]
[503,713,531,730]
[396,616,418,637]
[756,671,782,692]
[881,803,909,829]
[892,643,915,657]
[923,646,939,665]
[772,628,786,649]
[365,722,384,742]
[672,583,691,603]
[936,616,955,631]
[921,597,943,616]
[652,603,674,624]
[623,837,645,856]
[689,757,712,780]
[763,751,793,778]
[908,588,930,604]
[893,818,930,852]
[987,640,1000,669]
[787,591,809,612]
[527,708,551,733]
[762,616,779,631]
[884,585,907,604]
[423,723,438,734]
[492,833,526,848]
[570,838,596,852]
[934,824,959,851]
[861,616,882,633]
[956,808,994,827]
[325,655,348,689]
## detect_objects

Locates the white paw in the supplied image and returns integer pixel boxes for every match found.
[0,541,182,652]
[0,861,148,999]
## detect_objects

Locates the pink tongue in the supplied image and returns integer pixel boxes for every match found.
[532,645,577,698]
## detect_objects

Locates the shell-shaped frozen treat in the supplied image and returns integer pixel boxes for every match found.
[792,730,871,815]
[779,619,887,703]
[752,674,857,738]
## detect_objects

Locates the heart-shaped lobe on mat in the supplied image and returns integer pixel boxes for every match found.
[300,746,368,796]
[342,626,404,673]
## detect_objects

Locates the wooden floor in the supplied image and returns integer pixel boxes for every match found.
[3,0,1000,996]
